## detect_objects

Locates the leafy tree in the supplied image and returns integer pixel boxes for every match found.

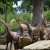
[18,0,33,13]
[18,0,50,13]
[44,0,50,9]
[0,2,5,14]
[44,0,50,11]
[0,2,16,14]
[0,0,20,33]
[18,0,50,26]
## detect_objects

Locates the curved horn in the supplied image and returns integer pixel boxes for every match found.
[16,18,32,36]
[16,18,28,25]
[16,18,32,30]
[16,18,28,24]
[9,19,16,29]
[0,19,11,34]
[0,19,8,28]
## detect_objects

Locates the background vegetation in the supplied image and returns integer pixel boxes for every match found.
[0,10,50,35]
[0,0,50,35]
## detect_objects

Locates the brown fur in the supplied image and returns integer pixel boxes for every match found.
[16,19,28,35]
[16,18,45,43]
[41,19,50,40]
[45,28,50,39]
[0,19,20,50]
[45,21,50,39]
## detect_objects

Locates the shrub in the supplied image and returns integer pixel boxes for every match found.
[44,10,50,21]
[0,12,30,35]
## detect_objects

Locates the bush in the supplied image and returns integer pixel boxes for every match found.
[0,12,31,35]
[0,10,50,35]
[44,10,50,21]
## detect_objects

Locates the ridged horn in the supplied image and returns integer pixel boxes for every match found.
[16,18,32,31]
[9,19,16,29]
[0,19,8,28]
[16,18,29,26]
[0,19,11,34]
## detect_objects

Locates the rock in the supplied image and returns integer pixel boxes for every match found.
[19,38,32,49]
[0,43,14,50]
[0,37,6,45]
[0,38,32,49]
[0,45,6,49]
[23,40,50,50]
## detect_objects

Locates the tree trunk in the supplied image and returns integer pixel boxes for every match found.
[5,2,7,23]
[27,4,29,12]
[5,2,7,33]
[32,0,44,26]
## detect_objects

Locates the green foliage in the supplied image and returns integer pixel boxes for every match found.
[0,2,17,14]
[0,12,30,35]
[18,0,33,13]
[44,3,48,11]
[44,10,50,20]
[7,2,16,13]
[44,0,50,10]
[18,0,50,12]
[0,0,20,14]
[0,2,5,14]
[0,10,50,35]
[18,12,31,22]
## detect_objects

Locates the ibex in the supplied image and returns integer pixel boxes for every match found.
[16,18,28,35]
[16,18,45,43]
[0,19,20,50]
[16,18,36,36]
[42,19,50,40]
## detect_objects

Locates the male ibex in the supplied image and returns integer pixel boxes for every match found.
[0,19,20,50]
[16,18,36,36]
[16,18,45,43]
[16,18,28,35]
[42,19,50,40]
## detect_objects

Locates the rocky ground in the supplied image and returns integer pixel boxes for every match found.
[0,40,50,50]
[0,24,50,50]
[0,32,31,50]
[23,40,50,50]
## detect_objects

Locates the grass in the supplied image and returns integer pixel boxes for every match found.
[44,10,50,20]
[0,10,50,35]
[0,12,31,35]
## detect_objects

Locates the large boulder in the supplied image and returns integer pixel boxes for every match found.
[19,37,32,49]
[23,40,50,50]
